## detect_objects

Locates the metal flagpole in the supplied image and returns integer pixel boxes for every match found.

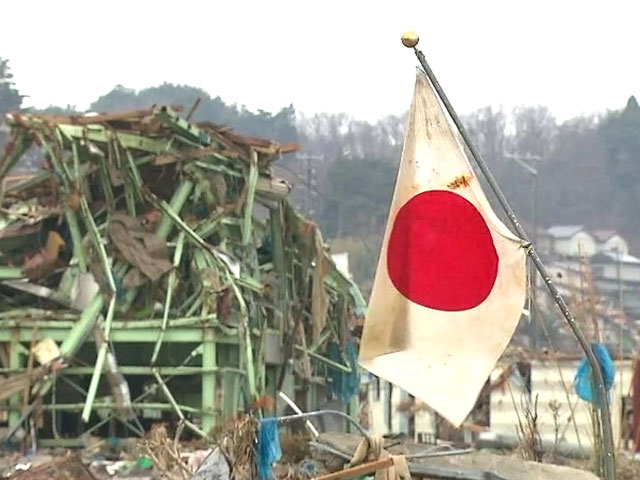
[400,31,616,480]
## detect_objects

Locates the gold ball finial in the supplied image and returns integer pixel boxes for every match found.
[401,30,419,48]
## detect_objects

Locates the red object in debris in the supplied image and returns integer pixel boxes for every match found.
[249,394,275,412]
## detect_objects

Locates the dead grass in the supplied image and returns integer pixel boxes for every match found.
[141,422,191,480]
[616,454,640,480]
[514,393,543,462]
[280,434,311,464]
[211,414,258,480]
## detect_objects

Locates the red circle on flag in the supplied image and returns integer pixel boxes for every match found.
[386,190,498,311]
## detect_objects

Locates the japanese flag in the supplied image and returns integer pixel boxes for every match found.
[359,70,526,427]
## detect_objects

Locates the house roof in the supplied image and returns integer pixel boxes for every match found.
[546,225,585,238]
[593,230,619,242]
[592,250,640,265]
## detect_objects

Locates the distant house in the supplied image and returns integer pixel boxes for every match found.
[590,250,640,319]
[542,261,584,290]
[591,250,640,283]
[542,252,640,329]
[544,225,597,257]
[593,230,629,255]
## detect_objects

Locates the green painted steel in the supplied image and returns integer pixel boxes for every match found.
[0,328,238,344]
[0,107,363,440]
[202,328,217,435]
[0,266,23,279]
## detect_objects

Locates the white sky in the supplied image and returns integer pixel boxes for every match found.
[1,0,639,122]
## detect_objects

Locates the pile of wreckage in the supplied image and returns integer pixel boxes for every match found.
[0,106,372,474]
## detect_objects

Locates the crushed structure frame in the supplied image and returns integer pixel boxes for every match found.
[0,106,365,444]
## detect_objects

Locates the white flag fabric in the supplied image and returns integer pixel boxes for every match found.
[359,70,526,427]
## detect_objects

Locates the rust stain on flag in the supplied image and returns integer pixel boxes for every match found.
[446,175,472,190]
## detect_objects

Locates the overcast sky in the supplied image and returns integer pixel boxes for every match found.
[1,0,638,122]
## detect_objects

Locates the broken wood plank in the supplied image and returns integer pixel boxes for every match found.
[312,458,394,480]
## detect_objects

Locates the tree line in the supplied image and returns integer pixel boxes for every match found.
[2,57,640,296]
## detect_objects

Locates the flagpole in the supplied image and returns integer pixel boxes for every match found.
[401,32,616,480]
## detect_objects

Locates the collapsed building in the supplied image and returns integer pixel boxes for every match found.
[0,106,365,444]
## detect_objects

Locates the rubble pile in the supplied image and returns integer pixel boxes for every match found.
[0,106,365,447]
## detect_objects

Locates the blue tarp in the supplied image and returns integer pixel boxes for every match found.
[328,340,360,403]
[256,418,282,480]
[574,343,615,405]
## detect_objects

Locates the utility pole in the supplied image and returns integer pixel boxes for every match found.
[296,153,323,217]
[616,246,623,312]
[505,152,542,348]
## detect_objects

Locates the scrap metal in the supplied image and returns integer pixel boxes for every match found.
[0,106,365,441]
